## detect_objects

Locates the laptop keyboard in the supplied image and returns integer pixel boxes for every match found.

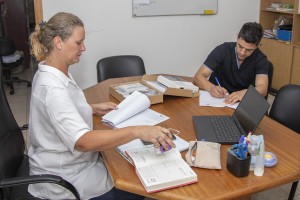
[210,116,241,142]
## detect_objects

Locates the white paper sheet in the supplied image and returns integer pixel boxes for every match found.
[199,90,239,109]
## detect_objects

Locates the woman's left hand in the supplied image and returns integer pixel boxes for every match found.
[91,102,117,115]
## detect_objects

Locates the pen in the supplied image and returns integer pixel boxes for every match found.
[215,76,227,96]
[246,131,252,144]
[190,141,197,163]
[239,135,245,145]
[214,76,228,97]
[214,77,221,87]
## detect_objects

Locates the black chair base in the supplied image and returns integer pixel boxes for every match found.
[1,48,32,95]
[2,67,31,95]
[4,77,32,95]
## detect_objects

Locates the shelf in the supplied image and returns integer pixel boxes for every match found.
[259,0,299,89]
[262,37,292,46]
[262,8,294,14]
[292,43,300,47]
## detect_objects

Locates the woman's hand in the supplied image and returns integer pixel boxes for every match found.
[91,102,117,115]
[133,126,176,151]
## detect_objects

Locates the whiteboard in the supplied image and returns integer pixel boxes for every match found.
[133,0,218,17]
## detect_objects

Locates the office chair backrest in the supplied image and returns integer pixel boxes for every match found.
[0,63,80,200]
[0,38,15,56]
[96,55,146,82]
[269,84,300,134]
[0,63,25,196]
[267,61,274,98]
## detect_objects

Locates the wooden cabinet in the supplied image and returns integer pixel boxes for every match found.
[291,46,300,84]
[260,38,293,89]
[259,0,300,90]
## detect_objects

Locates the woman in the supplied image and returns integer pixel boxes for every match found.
[28,12,174,200]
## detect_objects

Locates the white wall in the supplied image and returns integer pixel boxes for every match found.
[42,0,260,89]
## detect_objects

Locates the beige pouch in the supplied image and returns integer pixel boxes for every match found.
[185,141,221,169]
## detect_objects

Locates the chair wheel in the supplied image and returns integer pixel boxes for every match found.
[27,83,32,87]
[9,90,14,95]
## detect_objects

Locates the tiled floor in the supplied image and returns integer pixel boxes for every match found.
[4,68,300,200]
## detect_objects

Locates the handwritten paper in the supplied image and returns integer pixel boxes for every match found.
[199,90,239,109]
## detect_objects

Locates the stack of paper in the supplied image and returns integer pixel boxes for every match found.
[102,91,169,128]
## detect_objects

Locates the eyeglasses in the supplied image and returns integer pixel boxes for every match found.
[236,42,256,54]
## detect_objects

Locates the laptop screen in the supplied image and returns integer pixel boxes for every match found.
[233,85,270,135]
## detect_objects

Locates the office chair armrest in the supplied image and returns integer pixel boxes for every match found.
[0,174,80,200]
[20,123,28,130]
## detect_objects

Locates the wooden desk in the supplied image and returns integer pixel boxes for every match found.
[84,76,300,200]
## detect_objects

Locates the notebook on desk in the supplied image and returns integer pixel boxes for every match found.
[193,85,270,144]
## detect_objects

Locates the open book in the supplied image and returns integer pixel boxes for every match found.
[102,91,169,128]
[126,148,198,193]
[117,134,190,164]
[157,75,199,91]
[199,90,239,109]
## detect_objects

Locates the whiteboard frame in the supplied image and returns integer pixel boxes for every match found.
[132,0,218,17]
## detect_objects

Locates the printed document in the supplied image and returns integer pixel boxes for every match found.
[102,91,168,128]
[199,90,239,109]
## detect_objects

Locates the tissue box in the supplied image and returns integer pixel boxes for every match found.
[277,29,292,42]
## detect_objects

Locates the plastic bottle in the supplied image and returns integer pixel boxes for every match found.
[248,135,259,171]
[254,135,265,176]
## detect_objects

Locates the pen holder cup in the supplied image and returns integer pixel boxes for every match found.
[226,150,251,177]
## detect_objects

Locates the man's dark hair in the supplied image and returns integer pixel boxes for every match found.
[237,22,263,46]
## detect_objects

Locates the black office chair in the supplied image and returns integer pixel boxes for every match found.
[268,84,300,200]
[0,38,31,95]
[265,61,274,100]
[96,55,146,83]
[0,63,80,200]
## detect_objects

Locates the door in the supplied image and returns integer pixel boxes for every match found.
[0,0,30,67]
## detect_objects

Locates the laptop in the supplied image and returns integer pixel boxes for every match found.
[193,85,270,144]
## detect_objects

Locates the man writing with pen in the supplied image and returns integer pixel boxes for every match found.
[193,22,270,105]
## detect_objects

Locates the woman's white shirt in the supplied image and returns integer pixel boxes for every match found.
[28,62,113,200]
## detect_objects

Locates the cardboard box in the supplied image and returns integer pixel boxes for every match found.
[141,74,199,98]
[109,75,199,105]
[109,80,163,105]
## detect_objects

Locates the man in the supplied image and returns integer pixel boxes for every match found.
[193,22,269,105]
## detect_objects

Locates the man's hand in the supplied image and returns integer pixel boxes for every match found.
[224,89,247,105]
[210,86,228,98]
